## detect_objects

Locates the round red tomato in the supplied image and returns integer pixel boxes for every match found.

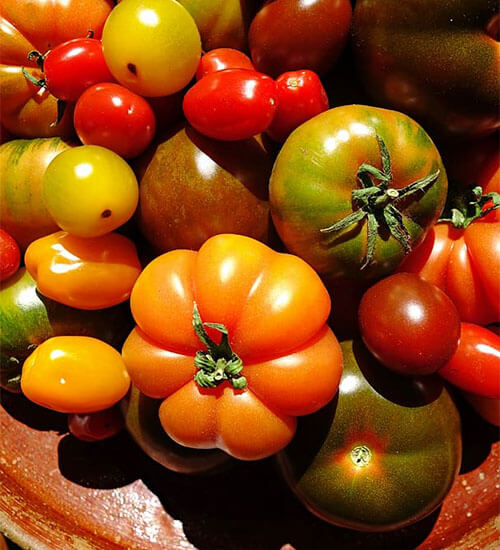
[439,323,500,398]
[74,83,156,158]
[196,48,254,80]
[266,69,329,143]
[359,273,461,375]
[0,229,20,282]
[183,69,277,141]
[42,38,115,102]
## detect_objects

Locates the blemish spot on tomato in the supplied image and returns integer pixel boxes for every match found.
[127,63,138,76]
[101,209,112,218]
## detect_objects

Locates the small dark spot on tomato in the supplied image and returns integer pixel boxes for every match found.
[127,63,138,76]
[101,209,112,218]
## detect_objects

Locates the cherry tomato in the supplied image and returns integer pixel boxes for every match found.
[42,38,115,102]
[68,405,124,442]
[266,70,329,143]
[439,323,500,398]
[43,145,139,238]
[359,273,461,375]
[102,0,201,97]
[0,229,20,282]
[196,48,254,80]
[183,69,278,141]
[74,83,156,158]
[21,336,131,413]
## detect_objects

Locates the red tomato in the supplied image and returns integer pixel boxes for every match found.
[42,38,115,102]
[463,391,500,426]
[266,70,329,143]
[183,69,278,141]
[74,83,156,158]
[196,48,254,80]
[359,273,461,375]
[68,405,124,442]
[0,229,21,282]
[439,323,500,398]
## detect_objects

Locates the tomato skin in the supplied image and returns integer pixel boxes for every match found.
[196,48,254,80]
[122,234,343,460]
[463,392,500,426]
[183,69,278,141]
[0,229,20,282]
[68,406,124,442]
[74,83,156,158]
[359,273,461,375]
[439,323,500,398]
[43,38,114,102]
[266,69,329,143]
[21,336,131,414]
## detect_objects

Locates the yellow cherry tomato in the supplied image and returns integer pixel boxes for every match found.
[43,145,139,238]
[102,0,201,97]
[21,336,131,414]
[25,231,142,310]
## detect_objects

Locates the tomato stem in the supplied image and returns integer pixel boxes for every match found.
[320,135,440,269]
[438,185,500,229]
[192,302,246,390]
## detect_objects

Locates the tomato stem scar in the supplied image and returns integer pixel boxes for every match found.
[350,445,372,467]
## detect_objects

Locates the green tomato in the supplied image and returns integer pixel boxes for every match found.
[102,0,201,97]
[43,145,138,238]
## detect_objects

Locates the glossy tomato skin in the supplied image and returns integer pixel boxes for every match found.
[266,70,329,143]
[74,83,156,158]
[183,69,278,141]
[0,229,20,282]
[359,273,461,375]
[196,48,254,80]
[43,38,114,102]
[439,323,500,398]
[68,406,124,442]
[270,105,448,280]
[278,339,462,531]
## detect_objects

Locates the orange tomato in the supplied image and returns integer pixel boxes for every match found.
[21,336,130,413]
[25,231,142,310]
[122,234,343,461]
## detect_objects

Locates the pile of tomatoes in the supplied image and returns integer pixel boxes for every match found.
[0,0,499,538]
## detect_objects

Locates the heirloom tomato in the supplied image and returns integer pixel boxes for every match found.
[270,105,448,280]
[102,0,201,97]
[196,48,254,80]
[122,234,343,461]
[183,69,277,141]
[0,230,20,282]
[278,339,462,531]
[0,0,113,137]
[359,273,461,375]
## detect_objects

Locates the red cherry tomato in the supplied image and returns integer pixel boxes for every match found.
[196,48,255,80]
[183,69,278,141]
[0,229,21,282]
[439,323,500,398]
[68,405,124,442]
[266,70,329,143]
[74,83,156,158]
[359,273,461,376]
[43,38,115,102]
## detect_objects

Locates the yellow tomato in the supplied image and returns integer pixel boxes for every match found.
[102,0,201,97]
[42,145,139,238]
[21,336,131,413]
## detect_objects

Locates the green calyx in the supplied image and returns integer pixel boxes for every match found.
[320,135,440,270]
[439,185,500,229]
[192,303,246,390]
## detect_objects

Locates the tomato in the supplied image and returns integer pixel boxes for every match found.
[25,231,142,310]
[43,145,139,238]
[463,392,500,426]
[438,323,500,398]
[102,0,201,97]
[269,105,448,280]
[359,273,461,375]
[122,234,343,460]
[249,0,352,77]
[68,406,124,442]
[278,339,462,531]
[266,70,329,143]
[183,69,277,141]
[196,48,254,80]
[0,0,113,138]
[21,336,130,413]
[0,229,20,282]
[74,83,156,158]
